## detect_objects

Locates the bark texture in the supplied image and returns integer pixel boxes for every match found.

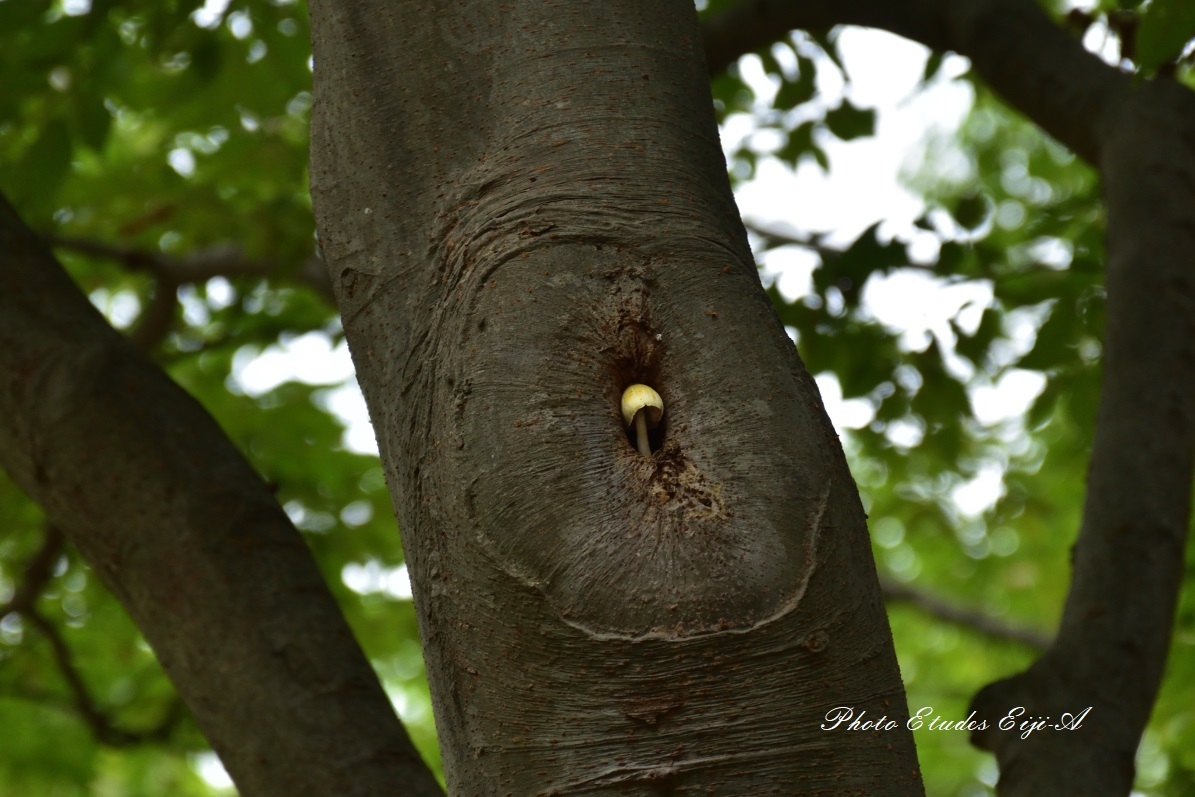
[310,0,921,794]
[704,1,1195,794]
[0,193,443,797]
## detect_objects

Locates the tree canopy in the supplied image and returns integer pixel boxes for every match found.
[1,0,1194,794]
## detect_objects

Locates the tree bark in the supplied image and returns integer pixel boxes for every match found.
[703,1,1195,794]
[309,1,921,794]
[0,193,443,797]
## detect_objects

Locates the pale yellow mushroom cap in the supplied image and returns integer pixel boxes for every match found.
[620,384,664,428]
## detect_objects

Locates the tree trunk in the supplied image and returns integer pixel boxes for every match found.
[0,192,442,797]
[309,1,921,794]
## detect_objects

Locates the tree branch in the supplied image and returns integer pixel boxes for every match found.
[24,608,186,747]
[702,0,1132,164]
[881,579,1051,651]
[743,220,843,261]
[48,235,336,303]
[128,281,181,351]
[48,234,337,351]
[1,526,183,746]
[702,0,949,77]
[0,192,442,797]
[0,525,64,620]
[744,220,939,276]
[746,220,1071,281]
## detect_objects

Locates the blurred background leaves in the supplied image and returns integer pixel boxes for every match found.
[1,0,1194,794]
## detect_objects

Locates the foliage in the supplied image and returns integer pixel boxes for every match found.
[0,1,435,792]
[0,1,1193,795]
[719,17,1195,794]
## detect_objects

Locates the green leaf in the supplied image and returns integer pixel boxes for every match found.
[74,98,113,153]
[814,223,907,298]
[922,51,945,83]
[951,193,991,231]
[774,55,817,110]
[710,71,753,119]
[696,0,741,17]
[1017,299,1078,371]
[1136,0,1195,71]
[935,240,970,275]
[9,119,73,214]
[952,306,1001,367]
[824,101,876,141]
[776,120,827,172]
[758,46,783,78]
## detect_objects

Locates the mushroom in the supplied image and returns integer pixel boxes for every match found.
[620,384,664,456]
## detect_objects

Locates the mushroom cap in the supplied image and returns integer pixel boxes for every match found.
[620,384,664,428]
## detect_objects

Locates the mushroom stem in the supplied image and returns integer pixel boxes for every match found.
[621,384,663,457]
[634,411,651,456]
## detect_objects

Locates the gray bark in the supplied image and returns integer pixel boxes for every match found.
[0,193,443,797]
[309,0,920,794]
[704,1,1195,794]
